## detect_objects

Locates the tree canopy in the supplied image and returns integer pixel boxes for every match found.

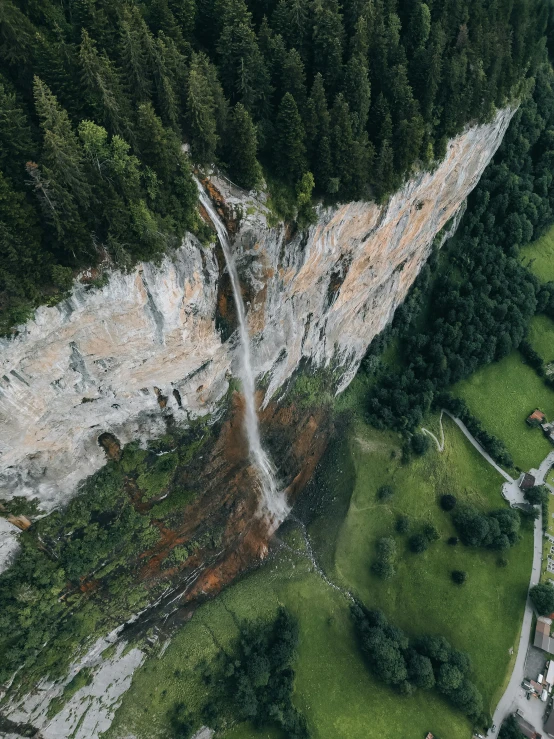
[0,0,547,330]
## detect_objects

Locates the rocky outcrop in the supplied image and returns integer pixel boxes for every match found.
[0,107,514,516]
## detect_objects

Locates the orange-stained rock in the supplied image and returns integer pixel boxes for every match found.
[7,515,31,531]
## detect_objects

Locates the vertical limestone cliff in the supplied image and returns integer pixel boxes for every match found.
[0,107,514,520]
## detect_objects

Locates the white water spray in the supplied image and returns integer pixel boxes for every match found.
[195,179,289,523]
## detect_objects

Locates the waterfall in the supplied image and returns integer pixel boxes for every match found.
[195,179,290,524]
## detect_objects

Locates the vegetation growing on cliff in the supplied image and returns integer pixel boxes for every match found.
[0,423,213,694]
[0,0,547,330]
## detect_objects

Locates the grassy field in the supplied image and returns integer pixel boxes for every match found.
[521,224,554,284]
[528,314,554,364]
[107,414,532,739]
[454,351,554,471]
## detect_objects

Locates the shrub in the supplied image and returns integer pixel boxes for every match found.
[530,583,554,615]
[497,557,508,568]
[411,432,430,456]
[422,523,440,542]
[377,485,394,501]
[447,537,459,546]
[409,533,428,553]
[396,515,410,534]
[440,494,457,511]
[451,570,467,585]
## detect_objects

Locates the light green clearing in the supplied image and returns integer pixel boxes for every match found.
[528,314,554,365]
[521,224,554,284]
[108,414,532,739]
[454,351,554,471]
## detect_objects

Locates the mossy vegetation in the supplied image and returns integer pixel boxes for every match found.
[0,420,214,697]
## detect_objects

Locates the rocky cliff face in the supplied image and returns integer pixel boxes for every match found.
[0,107,514,526]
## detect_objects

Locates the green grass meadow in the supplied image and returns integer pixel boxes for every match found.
[454,351,554,471]
[528,314,554,364]
[521,224,554,284]
[107,414,532,739]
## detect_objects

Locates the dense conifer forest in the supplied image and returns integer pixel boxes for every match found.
[365,60,554,434]
[0,0,547,330]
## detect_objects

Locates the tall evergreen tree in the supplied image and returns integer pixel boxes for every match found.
[279,48,307,111]
[31,77,90,253]
[312,0,345,95]
[186,52,219,163]
[226,102,262,189]
[118,6,154,103]
[0,79,35,184]
[344,52,371,134]
[271,0,312,61]
[216,0,272,119]
[79,30,129,136]
[274,92,306,184]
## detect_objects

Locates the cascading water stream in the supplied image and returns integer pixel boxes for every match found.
[195,178,290,524]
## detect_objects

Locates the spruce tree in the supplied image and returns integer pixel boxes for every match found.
[79,30,129,136]
[118,6,153,102]
[0,79,35,183]
[186,52,219,163]
[279,48,307,112]
[271,0,312,61]
[216,0,272,119]
[274,92,306,184]
[344,53,371,134]
[226,103,262,190]
[31,77,90,253]
[151,34,182,131]
[312,0,345,95]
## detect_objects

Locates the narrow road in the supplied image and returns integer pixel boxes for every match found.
[489,513,543,736]
[441,410,514,483]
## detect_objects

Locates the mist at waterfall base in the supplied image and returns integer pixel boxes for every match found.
[195,179,290,524]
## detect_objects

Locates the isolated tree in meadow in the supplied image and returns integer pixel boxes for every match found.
[451,570,467,585]
[530,583,554,615]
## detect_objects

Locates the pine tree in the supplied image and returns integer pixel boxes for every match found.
[31,77,90,253]
[0,170,44,304]
[147,0,186,51]
[186,52,219,163]
[0,1,36,68]
[312,0,345,95]
[305,73,329,153]
[119,6,153,103]
[279,48,307,112]
[304,73,332,191]
[167,0,197,41]
[0,79,35,184]
[216,0,272,119]
[151,34,182,131]
[79,30,129,136]
[274,92,306,184]
[226,103,262,190]
[406,1,431,53]
[271,0,312,61]
[344,52,371,134]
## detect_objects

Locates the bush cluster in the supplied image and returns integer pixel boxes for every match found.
[351,605,484,722]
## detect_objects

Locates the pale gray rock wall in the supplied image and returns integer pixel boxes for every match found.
[0,107,514,518]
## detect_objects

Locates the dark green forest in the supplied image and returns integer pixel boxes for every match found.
[0,0,547,330]
[365,60,554,435]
